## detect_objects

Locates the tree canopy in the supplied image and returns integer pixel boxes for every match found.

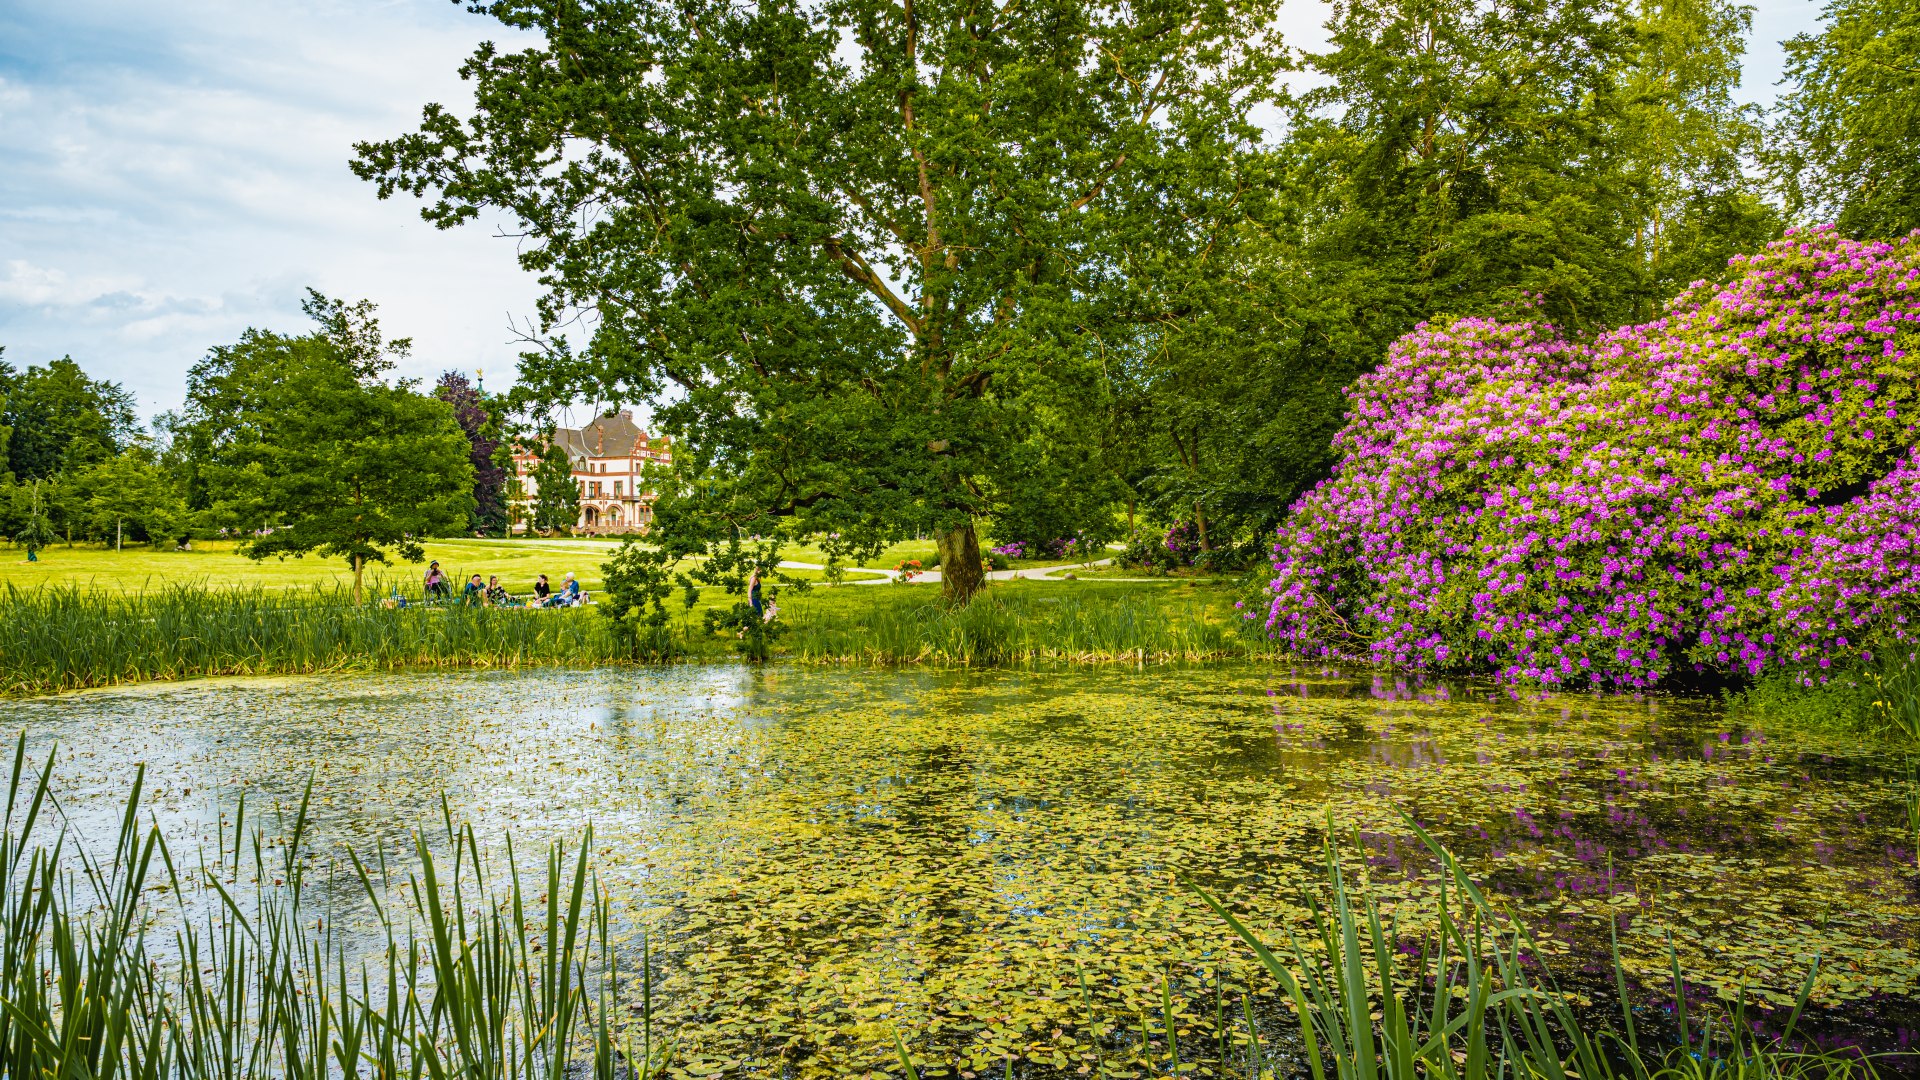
[355,0,1284,598]
[1772,0,1920,239]
[181,292,476,601]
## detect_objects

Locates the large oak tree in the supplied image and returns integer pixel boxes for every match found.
[354,0,1282,599]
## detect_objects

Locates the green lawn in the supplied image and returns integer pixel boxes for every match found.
[0,538,628,595]
[0,536,1134,596]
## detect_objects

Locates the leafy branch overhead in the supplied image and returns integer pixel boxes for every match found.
[353,0,1286,599]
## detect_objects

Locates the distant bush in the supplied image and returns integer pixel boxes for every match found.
[1262,227,1920,689]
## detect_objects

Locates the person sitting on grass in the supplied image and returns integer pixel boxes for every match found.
[559,572,582,606]
[484,574,510,606]
[462,574,485,606]
[423,560,450,600]
[533,573,552,606]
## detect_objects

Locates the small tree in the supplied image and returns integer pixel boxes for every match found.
[71,446,188,547]
[199,292,477,603]
[16,480,56,560]
[530,442,579,535]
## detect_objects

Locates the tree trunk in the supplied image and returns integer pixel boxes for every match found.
[936,521,985,604]
[1194,505,1213,552]
[353,554,364,606]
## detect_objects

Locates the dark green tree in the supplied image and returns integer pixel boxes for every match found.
[1615,0,1781,302]
[189,292,477,602]
[0,356,138,481]
[0,347,11,481]
[1771,0,1920,238]
[354,0,1284,601]
[530,441,581,535]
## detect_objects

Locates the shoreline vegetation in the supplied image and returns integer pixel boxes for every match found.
[0,579,1271,697]
[2,742,1891,1079]
[6,579,1920,745]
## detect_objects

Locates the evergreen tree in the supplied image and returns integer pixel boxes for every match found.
[530,441,580,535]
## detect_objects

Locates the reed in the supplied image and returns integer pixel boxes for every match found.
[0,734,662,1080]
[0,582,628,695]
[1,581,1271,696]
[782,586,1271,665]
[1177,816,1884,1080]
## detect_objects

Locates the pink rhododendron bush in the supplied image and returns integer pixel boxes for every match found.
[1263,228,1920,689]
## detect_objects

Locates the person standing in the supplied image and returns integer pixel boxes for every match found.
[748,567,763,619]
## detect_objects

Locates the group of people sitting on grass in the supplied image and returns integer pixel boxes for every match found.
[416,561,587,608]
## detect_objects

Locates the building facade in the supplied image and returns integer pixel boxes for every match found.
[510,411,673,535]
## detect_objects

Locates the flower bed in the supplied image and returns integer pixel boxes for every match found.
[1261,227,1920,688]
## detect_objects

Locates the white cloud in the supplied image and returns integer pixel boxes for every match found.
[0,0,549,418]
[0,0,1831,424]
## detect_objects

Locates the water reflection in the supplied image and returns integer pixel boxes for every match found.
[6,664,1917,1074]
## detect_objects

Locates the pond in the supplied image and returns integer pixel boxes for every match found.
[6,665,1918,1076]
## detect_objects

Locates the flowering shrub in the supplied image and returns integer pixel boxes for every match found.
[993,537,1082,560]
[1263,228,1920,688]
[1163,522,1203,566]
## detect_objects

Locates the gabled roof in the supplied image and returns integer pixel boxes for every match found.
[518,411,671,463]
[556,411,646,459]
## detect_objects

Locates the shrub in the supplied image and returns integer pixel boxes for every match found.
[1262,227,1920,689]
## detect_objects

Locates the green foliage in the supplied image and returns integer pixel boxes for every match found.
[597,538,677,658]
[0,354,138,482]
[353,0,1286,600]
[10,480,57,555]
[530,441,580,534]
[0,737,661,1080]
[185,292,476,600]
[0,583,629,695]
[67,442,190,545]
[1772,0,1920,238]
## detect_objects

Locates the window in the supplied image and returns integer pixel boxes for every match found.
[590,482,602,497]
[614,481,623,496]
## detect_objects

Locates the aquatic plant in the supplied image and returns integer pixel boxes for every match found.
[0,734,661,1080]
[1185,817,1884,1080]
[0,582,629,694]
[1262,228,1920,690]
[783,586,1266,664]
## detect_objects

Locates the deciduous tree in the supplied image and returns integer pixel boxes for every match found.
[354,0,1284,601]
[1771,0,1920,238]
[188,292,476,603]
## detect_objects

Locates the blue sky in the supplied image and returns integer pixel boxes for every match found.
[0,0,1826,423]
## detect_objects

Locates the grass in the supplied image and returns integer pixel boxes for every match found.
[0,578,1263,696]
[0,538,625,595]
[0,734,662,1080]
[1727,659,1920,742]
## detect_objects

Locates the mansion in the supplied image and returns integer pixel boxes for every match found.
[510,411,672,535]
